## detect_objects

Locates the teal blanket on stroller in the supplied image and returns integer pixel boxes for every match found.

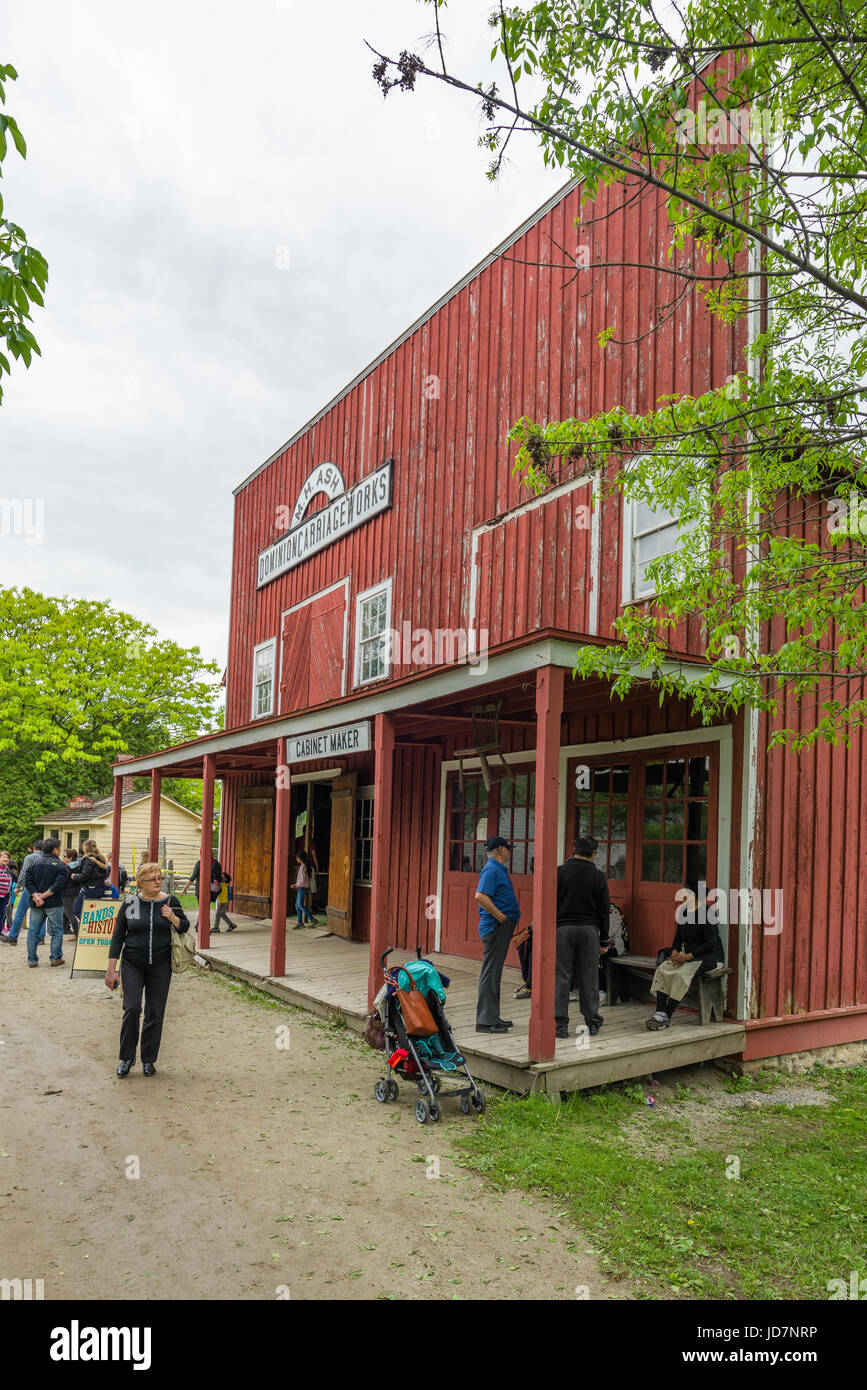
[415,1034,464,1070]
[396,961,462,1068]
[396,959,445,1003]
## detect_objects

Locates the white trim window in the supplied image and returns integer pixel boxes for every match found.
[251,638,276,718]
[354,786,375,885]
[622,496,681,602]
[354,578,392,686]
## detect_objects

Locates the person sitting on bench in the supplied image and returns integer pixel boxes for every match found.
[646,883,724,1031]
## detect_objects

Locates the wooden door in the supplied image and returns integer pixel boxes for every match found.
[326,772,356,938]
[307,589,346,706]
[566,746,718,957]
[441,770,535,961]
[280,611,311,714]
[235,785,275,917]
[631,749,717,955]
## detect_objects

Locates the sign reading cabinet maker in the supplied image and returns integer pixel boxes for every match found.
[288,721,371,763]
[257,459,393,588]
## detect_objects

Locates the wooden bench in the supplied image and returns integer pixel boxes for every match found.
[605,953,732,1025]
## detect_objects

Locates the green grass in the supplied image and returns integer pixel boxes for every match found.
[451,1065,867,1299]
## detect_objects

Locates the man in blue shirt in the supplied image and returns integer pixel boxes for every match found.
[474,836,521,1032]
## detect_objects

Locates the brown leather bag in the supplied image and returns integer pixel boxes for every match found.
[363,1011,386,1051]
[396,973,438,1037]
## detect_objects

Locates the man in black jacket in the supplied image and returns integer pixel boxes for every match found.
[22,838,69,967]
[554,836,610,1039]
[182,857,222,930]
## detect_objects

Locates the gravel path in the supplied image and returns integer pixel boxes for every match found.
[0,950,623,1301]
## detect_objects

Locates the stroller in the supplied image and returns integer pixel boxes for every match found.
[372,948,485,1124]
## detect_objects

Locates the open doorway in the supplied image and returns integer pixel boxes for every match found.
[284,773,356,936]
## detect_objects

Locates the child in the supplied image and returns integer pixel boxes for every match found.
[213,871,237,933]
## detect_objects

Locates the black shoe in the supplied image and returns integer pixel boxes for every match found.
[211,926,221,933]
[555,1027,569,1039]
[497,1018,514,1028]
[226,923,237,932]
[117,1060,133,1077]
[588,1022,602,1036]
[142,1062,156,1076]
[475,1022,509,1034]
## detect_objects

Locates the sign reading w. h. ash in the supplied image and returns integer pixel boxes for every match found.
[257,460,393,588]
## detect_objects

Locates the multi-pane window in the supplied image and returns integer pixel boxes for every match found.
[356,580,392,685]
[624,497,681,601]
[640,756,710,885]
[448,777,490,873]
[574,764,630,880]
[498,773,536,874]
[354,792,374,884]
[252,640,276,718]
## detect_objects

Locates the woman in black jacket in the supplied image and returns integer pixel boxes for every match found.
[646,883,725,1030]
[105,862,189,1077]
[71,839,109,920]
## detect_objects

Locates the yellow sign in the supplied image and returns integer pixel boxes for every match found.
[71,900,122,977]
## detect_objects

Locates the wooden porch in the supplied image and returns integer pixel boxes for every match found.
[197,916,745,1094]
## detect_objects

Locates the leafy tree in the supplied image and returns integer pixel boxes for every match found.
[0,587,221,857]
[372,1,867,748]
[0,62,47,405]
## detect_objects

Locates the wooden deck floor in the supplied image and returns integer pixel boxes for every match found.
[198,916,745,1093]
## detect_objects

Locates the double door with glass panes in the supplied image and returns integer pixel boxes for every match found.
[441,770,536,960]
[567,748,717,958]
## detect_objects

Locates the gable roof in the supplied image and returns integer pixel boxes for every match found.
[232,177,578,497]
[37,791,203,826]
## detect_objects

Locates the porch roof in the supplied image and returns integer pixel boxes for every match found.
[114,628,729,779]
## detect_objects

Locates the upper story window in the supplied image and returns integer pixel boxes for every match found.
[354,578,392,686]
[252,638,276,719]
[622,496,681,602]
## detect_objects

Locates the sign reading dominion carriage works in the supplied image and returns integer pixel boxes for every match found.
[257,460,393,588]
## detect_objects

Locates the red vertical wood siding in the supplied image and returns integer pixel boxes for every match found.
[226,173,744,732]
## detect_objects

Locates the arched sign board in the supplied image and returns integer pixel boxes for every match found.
[257,459,393,588]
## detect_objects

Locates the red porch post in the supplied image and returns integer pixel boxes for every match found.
[367,712,395,1007]
[529,664,564,1062]
[270,738,290,978]
[109,775,123,890]
[198,753,215,949]
[148,769,161,864]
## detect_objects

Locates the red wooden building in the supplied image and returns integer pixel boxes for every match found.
[111,171,867,1068]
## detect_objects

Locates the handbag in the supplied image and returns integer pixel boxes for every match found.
[168,900,198,974]
[363,1012,386,1051]
[395,973,438,1038]
[511,921,532,950]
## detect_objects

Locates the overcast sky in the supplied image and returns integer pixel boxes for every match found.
[0,0,561,670]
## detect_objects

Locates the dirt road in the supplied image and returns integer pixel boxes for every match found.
[0,950,620,1301]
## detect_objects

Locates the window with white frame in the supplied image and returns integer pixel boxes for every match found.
[354,787,375,884]
[251,639,276,718]
[355,578,392,685]
[623,496,681,602]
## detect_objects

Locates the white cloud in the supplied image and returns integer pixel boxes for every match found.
[0,0,562,665]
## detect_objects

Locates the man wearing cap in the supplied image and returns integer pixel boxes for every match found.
[474,837,521,1033]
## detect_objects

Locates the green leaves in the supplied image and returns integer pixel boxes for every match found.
[0,588,222,857]
[0,60,46,406]
[374,1,867,748]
